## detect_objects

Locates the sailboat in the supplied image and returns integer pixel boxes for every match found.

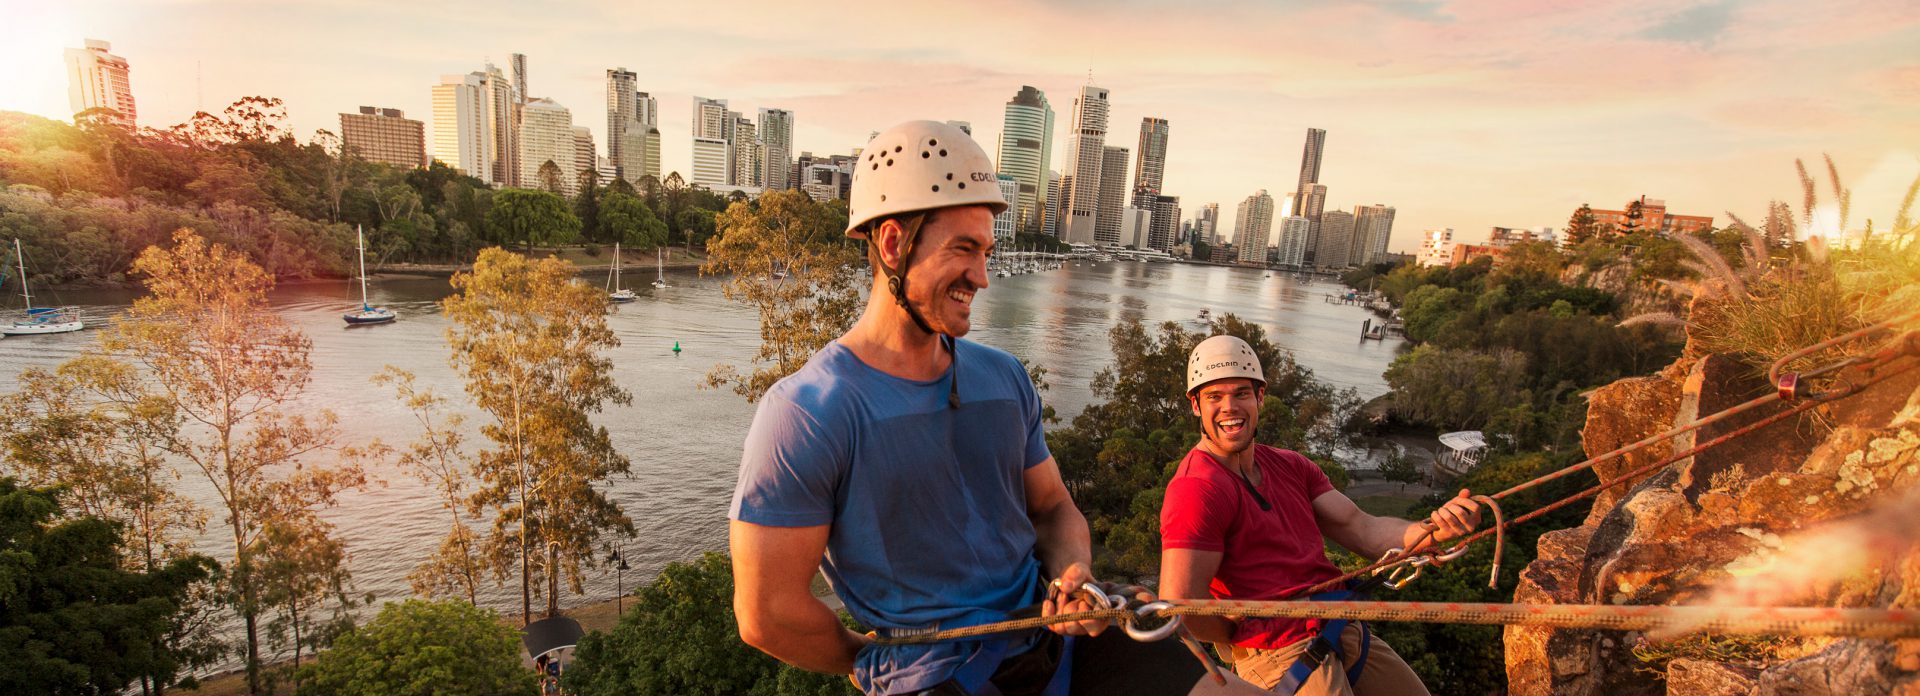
[607,242,637,303]
[342,226,396,326]
[652,249,669,289]
[3,238,84,336]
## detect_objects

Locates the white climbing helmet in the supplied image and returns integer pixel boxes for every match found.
[846,120,1008,238]
[1187,335,1266,395]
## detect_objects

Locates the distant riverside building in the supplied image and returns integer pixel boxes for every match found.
[339,107,426,168]
[606,68,646,181]
[572,126,596,185]
[1132,117,1170,195]
[946,120,972,136]
[481,63,519,187]
[1058,85,1111,245]
[636,92,661,180]
[1120,207,1152,249]
[758,108,794,191]
[1488,226,1555,247]
[1352,204,1398,266]
[1590,197,1713,236]
[518,98,577,195]
[1292,128,1326,220]
[730,115,762,187]
[1233,190,1275,264]
[596,156,616,184]
[1277,216,1311,267]
[997,86,1055,235]
[691,137,729,188]
[1197,203,1220,244]
[431,73,490,181]
[794,152,854,202]
[692,96,729,140]
[994,175,1019,244]
[65,39,136,127]
[1147,194,1181,252]
[1044,171,1062,238]
[1449,243,1504,268]
[1418,228,1455,267]
[1316,210,1357,268]
[1299,183,1328,262]
[1096,145,1130,246]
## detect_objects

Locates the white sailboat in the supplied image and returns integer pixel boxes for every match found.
[3,238,84,336]
[607,242,637,303]
[652,248,669,289]
[342,226,396,326]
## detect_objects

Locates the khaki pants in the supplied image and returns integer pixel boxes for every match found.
[1230,624,1430,696]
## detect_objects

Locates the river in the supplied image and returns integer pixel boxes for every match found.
[0,258,1406,658]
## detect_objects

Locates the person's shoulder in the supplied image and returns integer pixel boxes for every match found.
[955,337,1023,373]
[1254,444,1318,471]
[1171,448,1232,486]
[762,342,859,415]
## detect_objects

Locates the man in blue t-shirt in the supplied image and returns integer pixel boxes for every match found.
[729,121,1122,696]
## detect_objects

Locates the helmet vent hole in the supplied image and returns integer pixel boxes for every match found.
[894,146,902,153]
[922,152,930,159]
[887,159,894,166]
[931,185,940,192]
[929,138,938,146]
[945,173,953,180]
[872,164,878,170]
[957,182,965,189]
[880,195,887,202]
[939,149,948,157]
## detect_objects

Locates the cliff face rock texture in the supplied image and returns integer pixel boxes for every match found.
[1506,333,1920,695]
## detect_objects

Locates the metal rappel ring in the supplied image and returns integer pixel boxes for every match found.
[1123,601,1181,642]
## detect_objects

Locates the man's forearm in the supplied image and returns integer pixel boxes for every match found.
[1031,500,1093,580]
[740,597,869,674]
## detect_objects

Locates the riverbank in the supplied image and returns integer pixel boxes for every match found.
[39,245,714,290]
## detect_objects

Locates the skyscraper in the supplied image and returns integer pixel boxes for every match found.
[517,98,575,195]
[431,73,490,181]
[1299,182,1328,262]
[758,108,794,190]
[692,97,729,141]
[997,86,1054,235]
[572,126,596,187]
[1057,85,1110,245]
[691,138,728,187]
[1044,171,1062,239]
[993,175,1019,244]
[636,92,661,180]
[510,53,528,102]
[1148,194,1181,252]
[1197,203,1220,244]
[64,39,136,127]
[1292,128,1326,219]
[481,63,519,187]
[1316,210,1356,269]
[1096,146,1130,246]
[1132,117,1170,195]
[1352,204,1398,265]
[730,115,762,187]
[1233,190,1275,264]
[606,68,643,181]
[340,106,426,168]
[1277,216,1311,267]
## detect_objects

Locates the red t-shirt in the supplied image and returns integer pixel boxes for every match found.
[1160,444,1342,649]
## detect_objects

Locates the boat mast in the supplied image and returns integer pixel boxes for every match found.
[610,242,621,292]
[357,225,370,310]
[13,238,30,309]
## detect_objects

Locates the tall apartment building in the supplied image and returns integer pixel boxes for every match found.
[1121,207,1153,249]
[1057,85,1110,245]
[572,126,596,187]
[997,86,1055,235]
[606,68,646,181]
[431,73,490,181]
[1197,203,1220,244]
[1277,216,1312,267]
[1590,197,1714,236]
[1132,117,1170,195]
[1298,182,1327,261]
[510,53,528,102]
[481,63,519,187]
[1316,210,1357,268]
[691,138,729,188]
[1351,204,1398,266]
[339,106,426,168]
[729,115,762,187]
[635,92,660,180]
[65,39,136,127]
[1292,128,1326,220]
[517,98,576,195]
[994,175,1019,244]
[1233,190,1275,264]
[1147,194,1181,252]
[758,108,794,190]
[1095,146,1131,246]
[1044,171,1062,239]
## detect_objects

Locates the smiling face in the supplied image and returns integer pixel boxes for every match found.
[896,205,995,337]
[1190,378,1265,457]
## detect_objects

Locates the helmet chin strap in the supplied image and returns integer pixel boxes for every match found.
[870,214,960,409]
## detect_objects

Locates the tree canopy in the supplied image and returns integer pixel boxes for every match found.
[296,599,536,696]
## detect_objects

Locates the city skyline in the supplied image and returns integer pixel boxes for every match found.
[6,1,1918,252]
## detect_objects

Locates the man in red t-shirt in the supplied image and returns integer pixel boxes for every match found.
[1159,335,1482,695]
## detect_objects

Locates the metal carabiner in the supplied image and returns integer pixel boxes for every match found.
[1123,600,1182,642]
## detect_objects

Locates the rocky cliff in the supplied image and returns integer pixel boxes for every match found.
[1506,323,1920,694]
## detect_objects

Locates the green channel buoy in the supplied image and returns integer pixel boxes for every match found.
[673,341,681,355]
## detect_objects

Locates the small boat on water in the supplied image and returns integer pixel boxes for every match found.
[3,238,84,336]
[652,249,669,290]
[1197,307,1211,322]
[607,242,637,303]
[343,226,396,326]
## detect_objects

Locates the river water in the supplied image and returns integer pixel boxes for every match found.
[0,259,1405,654]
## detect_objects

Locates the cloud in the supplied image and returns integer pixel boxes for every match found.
[1644,1,1738,47]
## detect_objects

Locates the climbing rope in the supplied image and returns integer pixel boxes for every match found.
[870,318,1920,648]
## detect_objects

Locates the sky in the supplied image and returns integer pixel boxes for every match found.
[6,0,1919,252]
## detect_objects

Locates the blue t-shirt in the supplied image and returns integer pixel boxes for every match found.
[730,337,1054,694]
